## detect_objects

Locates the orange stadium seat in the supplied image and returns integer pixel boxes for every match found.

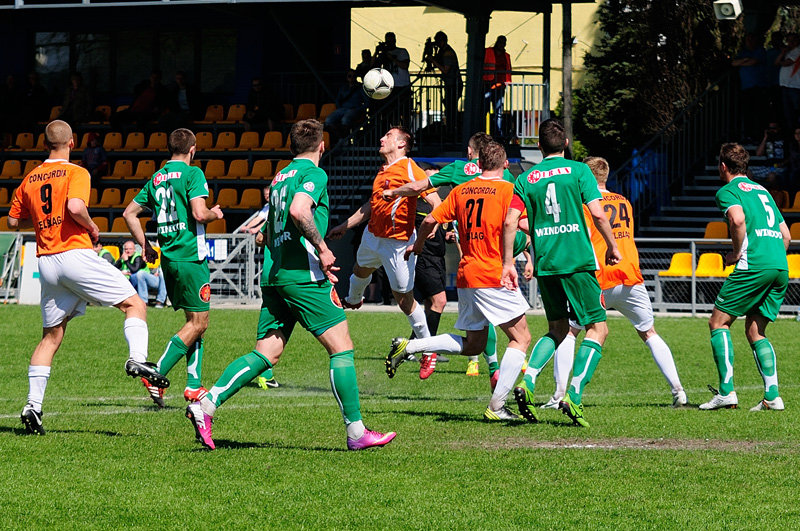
[226,159,249,179]
[77,132,93,150]
[120,188,142,207]
[115,104,130,113]
[282,103,294,121]
[291,103,316,123]
[773,190,790,210]
[141,132,167,152]
[205,189,215,208]
[107,160,133,180]
[0,188,9,207]
[195,132,214,151]
[47,105,62,121]
[658,253,692,277]
[234,188,263,209]
[245,159,272,180]
[261,131,283,150]
[212,132,237,151]
[33,134,46,152]
[0,216,10,231]
[219,104,246,124]
[275,160,291,174]
[92,216,109,232]
[8,132,34,151]
[89,188,99,206]
[323,131,331,150]
[783,192,800,213]
[231,131,260,151]
[90,105,112,124]
[97,188,121,208]
[204,160,225,180]
[279,136,292,151]
[133,160,155,180]
[196,104,224,124]
[318,103,336,122]
[791,222,800,240]
[111,217,128,232]
[215,188,238,208]
[703,221,728,239]
[23,160,42,177]
[103,245,120,261]
[103,132,123,151]
[205,218,227,234]
[122,132,146,151]
[0,160,21,179]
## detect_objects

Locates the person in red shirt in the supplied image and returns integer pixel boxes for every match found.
[483,36,512,139]
[8,120,167,435]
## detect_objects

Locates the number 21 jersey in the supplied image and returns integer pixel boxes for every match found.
[133,160,210,261]
[512,156,601,276]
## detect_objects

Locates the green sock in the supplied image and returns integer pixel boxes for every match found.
[751,338,779,400]
[330,350,363,423]
[710,328,735,395]
[567,339,602,405]
[258,368,275,380]
[207,350,272,407]
[484,326,499,376]
[157,335,189,377]
[186,338,204,389]
[521,334,557,393]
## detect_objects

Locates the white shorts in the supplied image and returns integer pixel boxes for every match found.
[569,283,654,332]
[38,248,137,328]
[356,228,416,293]
[455,287,530,331]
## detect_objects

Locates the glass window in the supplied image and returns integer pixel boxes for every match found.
[76,34,111,94]
[34,32,70,96]
[116,30,154,96]
[201,29,236,93]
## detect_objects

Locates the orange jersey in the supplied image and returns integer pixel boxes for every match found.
[368,157,431,241]
[583,189,643,290]
[9,159,92,256]
[431,176,514,288]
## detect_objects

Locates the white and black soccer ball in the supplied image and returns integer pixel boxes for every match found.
[362,68,394,100]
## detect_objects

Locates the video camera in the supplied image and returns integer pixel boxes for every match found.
[421,37,438,72]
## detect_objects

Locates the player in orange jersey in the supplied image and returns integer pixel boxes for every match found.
[8,120,168,435]
[386,142,532,420]
[328,126,440,363]
[543,156,687,409]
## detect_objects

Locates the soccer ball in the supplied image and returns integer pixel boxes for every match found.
[362,68,394,100]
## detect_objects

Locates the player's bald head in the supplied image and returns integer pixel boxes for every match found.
[583,156,609,184]
[45,120,73,149]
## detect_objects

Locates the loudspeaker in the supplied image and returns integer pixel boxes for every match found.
[713,0,743,20]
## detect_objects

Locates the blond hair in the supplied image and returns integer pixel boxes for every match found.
[583,156,610,184]
[45,120,73,149]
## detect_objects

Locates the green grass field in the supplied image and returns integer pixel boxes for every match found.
[1,304,800,529]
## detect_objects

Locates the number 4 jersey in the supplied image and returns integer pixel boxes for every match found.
[133,160,210,261]
[715,176,788,271]
[512,156,601,276]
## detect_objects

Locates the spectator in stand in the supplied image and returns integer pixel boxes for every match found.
[59,72,93,125]
[776,33,800,132]
[484,36,512,141]
[325,69,366,140]
[241,186,270,234]
[111,71,169,131]
[94,242,116,264]
[428,31,462,134]
[81,132,108,180]
[169,71,199,119]
[732,33,767,142]
[23,72,50,127]
[244,77,284,132]
[752,121,787,185]
[355,49,373,82]
[116,240,167,307]
[373,32,411,120]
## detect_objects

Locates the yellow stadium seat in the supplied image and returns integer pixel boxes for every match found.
[97,188,121,208]
[77,132,93,150]
[8,132,34,151]
[226,160,249,180]
[122,132,146,151]
[196,104,224,124]
[23,160,43,177]
[788,254,800,279]
[102,245,120,261]
[47,105,62,121]
[694,253,725,277]
[204,160,225,180]
[245,159,272,180]
[132,160,155,180]
[215,188,238,208]
[205,189,215,208]
[703,221,728,239]
[103,132,123,151]
[0,216,10,231]
[318,103,336,122]
[33,134,46,152]
[145,246,161,269]
[212,132,237,151]
[111,217,128,232]
[140,132,167,152]
[91,105,112,124]
[290,103,316,123]
[205,218,227,234]
[275,160,291,174]
[106,160,133,180]
[115,104,130,113]
[120,188,142,207]
[195,132,214,151]
[218,104,246,124]
[658,253,693,277]
[0,160,21,179]
[92,216,109,232]
[231,131,260,151]
[261,131,284,150]
[783,192,800,213]
[234,188,263,209]
[0,187,9,207]
[89,188,99,206]
[791,223,800,240]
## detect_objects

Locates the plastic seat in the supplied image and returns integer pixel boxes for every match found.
[0,216,9,231]
[694,253,725,277]
[111,217,128,232]
[291,103,316,123]
[132,160,156,180]
[658,253,693,277]
[788,254,800,279]
[122,132,146,151]
[140,132,167,152]
[703,221,728,239]
[245,159,273,180]
[279,136,292,151]
[91,105,112,124]
[205,218,227,234]
[791,222,800,240]
[47,105,62,121]
[89,188,99,206]
[275,160,291,174]
[205,189,215,208]
[33,134,46,152]
[120,188,142,206]
[23,160,43,177]
[261,131,284,150]
[97,188,121,208]
[218,104,246,124]
[231,132,260,151]
[107,160,133,180]
[773,190,790,210]
[204,160,225,180]
[783,192,800,213]
[0,187,9,207]
[282,103,294,121]
[77,132,93,150]
[195,132,214,151]
[92,216,109,232]
[212,132,237,151]
[234,188,263,209]
[115,104,130,113]
[215,188,238,208]
[8,132,34,151]
[323,131,331,150]
[196,104,224,124]
[0,160,21,179]
[318,103,336,122]
[103,132,123,151]
[102,245,120,261]
[225,160,249,180]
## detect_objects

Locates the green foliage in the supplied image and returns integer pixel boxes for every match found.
[2,305,800,527]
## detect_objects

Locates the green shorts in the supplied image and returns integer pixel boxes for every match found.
[161,257,211,312]
[715,268,788,321]
[257,281,346,340]
[538,271,606,326]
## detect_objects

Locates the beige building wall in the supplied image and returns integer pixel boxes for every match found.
[350,3,602,109]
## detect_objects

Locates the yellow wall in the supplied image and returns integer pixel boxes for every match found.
[350,3,602,108]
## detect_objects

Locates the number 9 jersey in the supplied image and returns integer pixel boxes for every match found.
[133,160,210,261]
[511,156,601,276]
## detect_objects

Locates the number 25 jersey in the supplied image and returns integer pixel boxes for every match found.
[133,160,210,262]
[512,156,601,276]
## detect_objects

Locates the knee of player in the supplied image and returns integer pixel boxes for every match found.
[118,293,147,314]
[638,327,657,342]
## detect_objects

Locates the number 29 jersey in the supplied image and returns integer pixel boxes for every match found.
[512,156,601,276]
[133,160,210,262]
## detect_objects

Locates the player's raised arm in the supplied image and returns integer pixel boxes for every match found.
[328,200,371,239]
[586,199,622,266]
[290,193,339,283]
[383,177,431,199]
[501,206,523,289]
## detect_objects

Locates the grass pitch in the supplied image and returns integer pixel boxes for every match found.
[1,304,799,529]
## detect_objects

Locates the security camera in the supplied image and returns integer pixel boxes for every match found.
[713,0,742,20]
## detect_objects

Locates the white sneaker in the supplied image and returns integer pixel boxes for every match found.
[750,397,785,411]
[699,388,738,410]
[672,389,688,407]
[540,395,563,409]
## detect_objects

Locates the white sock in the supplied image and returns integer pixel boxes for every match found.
[468,355,479,362]
[489,348,526,410]
[347,274,371,305]
[554,333,576,398]
[407,334,463,354]
[27,365,51,412]
[646,334,683,391]
[123,318,149,363]
[346,419,366,440]
[484,353,498,366]
[200,396,217,417]
[406,303,430,338]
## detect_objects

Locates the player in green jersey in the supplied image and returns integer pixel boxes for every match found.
[700,143,790,411]
[503,119,621,427]
[185,119,396,450]
[123,128,223,408]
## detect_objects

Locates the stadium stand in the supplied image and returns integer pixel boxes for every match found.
[215,188,238,208]
[791,223,800,240]
[703,221,728,239]
[261,131,284,151]
[212,131,237,151]
[8,133,34,152]
[0,161,21,179]
[234,188,262,209]
[103,132,123,151]
[23,161,42,177]
[141,132,167,152]
[206,218,227,233]
[245,159,272,180]
[226,159,249,179]
[133,160,155,180]
[107,160,133,180]
[275,160,291,173]
[0,188,9,207]
[197,104,224,125]
[204,160,225,180]
[97,188,121,208]
[92,216,109,232]
[694,253,730,277]
[231,132,259,151]
[318,103,336,122]
[196,132,214,150]
[219,104,246,124]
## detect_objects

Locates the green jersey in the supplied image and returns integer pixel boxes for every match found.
[133,160,209,262]
[262,158,330,286]
[715,176,787,271]
[512,231,528,257]
[428,158,515,188]
[513,156,601,276]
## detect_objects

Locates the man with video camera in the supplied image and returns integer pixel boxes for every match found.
[424,31,462,134]
[373,32,411,121]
